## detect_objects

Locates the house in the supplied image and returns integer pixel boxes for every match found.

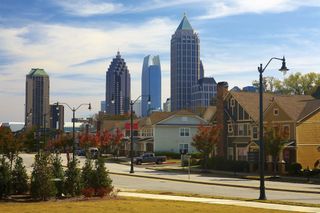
[153,110,208,154]
[218,85,320,169]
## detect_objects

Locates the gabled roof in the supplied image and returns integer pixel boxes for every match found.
[228,91,320,122]
[155,110,207,125]
[176,15,193,31]
[228,91,274,121]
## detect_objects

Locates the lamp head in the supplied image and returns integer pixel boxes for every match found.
[88,103,92,110]
[279,56,289,74]
[111,95,115,104]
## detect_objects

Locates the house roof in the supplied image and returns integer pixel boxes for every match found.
[229,91,274,121]
[229,91,320,122]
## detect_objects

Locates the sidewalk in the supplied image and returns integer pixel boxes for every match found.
[118,191,320,213]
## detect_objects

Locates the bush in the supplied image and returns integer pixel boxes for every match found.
[11,157,28,194]
[65,159,82,197]
[154,152,180,159]
[0,158,11,198]
[81,187,94,198]
[51,154,65,197]
[31,153,56,200]
[93,158,113,197]
[81,158,94,189]
[288,163,302,176]
[207,157,249,173]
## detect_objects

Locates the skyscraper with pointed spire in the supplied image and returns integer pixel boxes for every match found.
[105,51,131,115]
[141,55,161,117]
[171,15,201,111]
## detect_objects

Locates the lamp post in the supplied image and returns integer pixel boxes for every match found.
[257,56,289,200]
[129,95,151,173]
[56,102,91,159]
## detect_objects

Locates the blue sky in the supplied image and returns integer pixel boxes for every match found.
[1,0,320,122]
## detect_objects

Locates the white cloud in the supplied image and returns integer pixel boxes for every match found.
[197,0,320,19]
[53,0,124,16]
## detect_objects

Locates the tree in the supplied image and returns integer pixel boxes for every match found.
[81,158,94,190]
[96,130,112,154]
[65,159,82,197]
[0,158,11,198]
[93,157,113,197]
[51,154,65,197]
[264,125,288,176]
[111,128,123,158]
[11,157,28,194]
[31,153,56,200]
[0,126,22,170]
[192,125,221,171]
[19,127,37,152]
[252,72,320,95]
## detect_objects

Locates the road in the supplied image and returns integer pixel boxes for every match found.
[111,174,320,205]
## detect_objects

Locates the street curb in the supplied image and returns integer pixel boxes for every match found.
[109,171,320,195]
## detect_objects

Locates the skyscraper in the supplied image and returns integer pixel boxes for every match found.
[105,51,131,115]
[50,104,64,131]
[171,15,200,111]
[25,68,50,128]
[191,77,217,111]
[141,55,161,117]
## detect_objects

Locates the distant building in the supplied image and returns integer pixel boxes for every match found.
[191,77,217,111]
[141,55,161,117]
[100,100,106,112]
[105,51,131,115]
[230,86,241,92]
[242,86,257,92]
[171,15,201,111]
[133,100,142,117]
[163,98,171,112]
[50,104,64,131]
[25,68,50,128]
[0,122,24,132]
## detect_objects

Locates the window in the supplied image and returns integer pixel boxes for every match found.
[230,98,235,107]
[273,108,279,116]
[179,143,189,154]
[228,124,233,134]
[252,126,258,139]
[228,147,234,160]
[238,124,244,136]
[180,128,190,137]
[282,125,290,139]
[237,147,247,161]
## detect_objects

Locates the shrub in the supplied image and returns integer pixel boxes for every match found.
[11,157,28,194]
[93,158,113,197]
[81,187,95,198]
[65,159,82,197]
[51,154,65,197]
[288,163,302,176]
[81,158,94,189]
[30,153,56,200]
[96,186,113,198]
[0,158,11,198]
[154,152,180,159]
[207,157,249,173]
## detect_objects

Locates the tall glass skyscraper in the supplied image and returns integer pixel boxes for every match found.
[105,51,131,115]
[171,15,201,111]
[141,55,161,117]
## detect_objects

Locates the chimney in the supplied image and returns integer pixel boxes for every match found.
[216,81,228,157]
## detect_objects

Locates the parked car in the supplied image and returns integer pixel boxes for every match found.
[134,153,166,165]
[76,149,86,156]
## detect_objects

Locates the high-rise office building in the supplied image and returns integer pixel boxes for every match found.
[105,51,131,115]
[191,77,217,111]
[100,100,106,112]
[171,15,200,111]
[25,68,50,128]
[133,100,142,117]
[141,55,161,117]
[163,98,171,112]
[50,104,64,131]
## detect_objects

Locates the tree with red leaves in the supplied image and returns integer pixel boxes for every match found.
[111,128,123,158]
[192,125,221,171]
[96,130,112,154]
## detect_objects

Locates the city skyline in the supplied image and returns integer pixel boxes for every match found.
[1,1,320,121]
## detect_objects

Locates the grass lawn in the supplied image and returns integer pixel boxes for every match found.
[0,197,294,213]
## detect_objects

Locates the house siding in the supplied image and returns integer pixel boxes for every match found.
[296,111,320,168]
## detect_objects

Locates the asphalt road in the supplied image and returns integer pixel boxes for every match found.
[111,174,320,204]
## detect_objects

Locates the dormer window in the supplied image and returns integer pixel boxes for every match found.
[273,108,279,116]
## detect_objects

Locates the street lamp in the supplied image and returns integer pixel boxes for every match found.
[257,56,289,200]
[56,102,91,159]
[129,95,151,173]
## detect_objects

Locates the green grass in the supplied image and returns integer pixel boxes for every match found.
[0,197,294,213]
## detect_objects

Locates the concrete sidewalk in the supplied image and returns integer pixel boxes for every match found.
[118,191,320,212]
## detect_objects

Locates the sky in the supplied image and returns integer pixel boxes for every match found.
[1,0,320,122]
